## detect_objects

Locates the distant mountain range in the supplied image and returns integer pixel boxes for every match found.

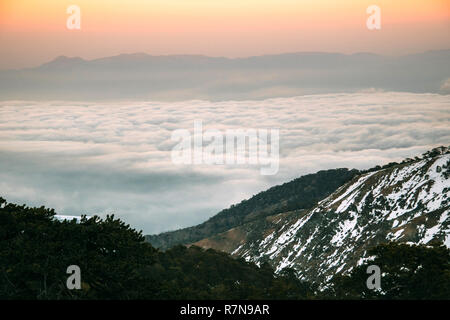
[1,50,449,100]
[147,147,450,283]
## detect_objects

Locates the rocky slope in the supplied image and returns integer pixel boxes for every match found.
[194,148,450,284]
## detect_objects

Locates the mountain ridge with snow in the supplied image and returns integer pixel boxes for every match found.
[193,147,450,283]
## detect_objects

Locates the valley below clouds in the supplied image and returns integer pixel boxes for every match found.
[0,92,449,234]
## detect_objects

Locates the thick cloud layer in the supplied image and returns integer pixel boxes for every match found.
[0,92,449,234]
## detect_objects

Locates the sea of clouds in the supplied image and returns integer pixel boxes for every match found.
[0,92,449,234]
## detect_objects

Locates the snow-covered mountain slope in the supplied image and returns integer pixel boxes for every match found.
[225,151,450,283]
[54,215,91,222]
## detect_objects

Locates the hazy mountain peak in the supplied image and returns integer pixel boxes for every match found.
[38,55,87,70]
[1,50,449,100]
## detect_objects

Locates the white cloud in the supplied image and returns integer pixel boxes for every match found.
[0,92,449,234]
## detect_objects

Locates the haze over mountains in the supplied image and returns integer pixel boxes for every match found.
[1,50,449,100]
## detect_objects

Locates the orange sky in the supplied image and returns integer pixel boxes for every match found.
[0,0,449,68]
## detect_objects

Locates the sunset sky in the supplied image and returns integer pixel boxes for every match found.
[0,0,449,69]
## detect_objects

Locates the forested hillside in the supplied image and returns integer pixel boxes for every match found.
[1,198,448,299]
[0,198,314,299]
[146,168,359,249]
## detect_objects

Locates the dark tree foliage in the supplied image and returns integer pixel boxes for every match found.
[0,198,316,300]
[324,242,450,300]
[2,198,448,300]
